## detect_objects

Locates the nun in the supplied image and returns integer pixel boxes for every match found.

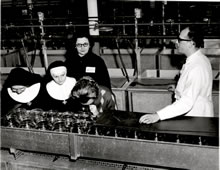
[1,67,43,117]
[41,60,80,112]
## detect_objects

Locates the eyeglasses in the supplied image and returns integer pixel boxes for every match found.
[177,37,191,43]
[76,43,89,48]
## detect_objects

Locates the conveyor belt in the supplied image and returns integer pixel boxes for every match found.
[95,110,218,137]
[1,110,219,170]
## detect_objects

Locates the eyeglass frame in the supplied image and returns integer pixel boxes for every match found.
[76,43,89,48]
[177,37,192,43]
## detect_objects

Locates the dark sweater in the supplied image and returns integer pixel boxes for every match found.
[65,50,111,89]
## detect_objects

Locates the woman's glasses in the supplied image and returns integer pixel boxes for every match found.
[76,43,89,48]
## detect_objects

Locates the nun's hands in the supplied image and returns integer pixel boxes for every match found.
[139,113,160,124]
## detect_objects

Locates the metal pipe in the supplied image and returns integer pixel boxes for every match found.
[115,38,130,82]
[21,39,34,73]
[134,9,142,78]
[38,12,48,70]
[2,35,219,42]
[2,22,220,29]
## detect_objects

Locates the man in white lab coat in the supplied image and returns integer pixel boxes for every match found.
[139,26,214,124]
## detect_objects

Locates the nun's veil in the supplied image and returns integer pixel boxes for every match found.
[4,67,42,88]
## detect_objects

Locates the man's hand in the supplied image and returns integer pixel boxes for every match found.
[139,113,160,124]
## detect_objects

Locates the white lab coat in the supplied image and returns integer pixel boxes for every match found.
[157,50,214,120]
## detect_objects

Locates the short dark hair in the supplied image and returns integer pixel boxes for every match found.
[187,26,204,48]
[71,76,99,103]
[74,31,94,48]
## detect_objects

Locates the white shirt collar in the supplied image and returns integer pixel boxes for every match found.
[186,49,202,64]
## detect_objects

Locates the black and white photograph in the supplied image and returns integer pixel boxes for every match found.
[1,0,219,169]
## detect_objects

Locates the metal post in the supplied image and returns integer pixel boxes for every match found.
[87,0,100,55]
[38,12,48,71]
[134,8,142,78]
